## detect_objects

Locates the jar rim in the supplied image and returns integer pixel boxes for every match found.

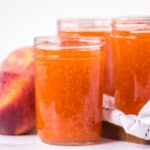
[34,36,105,51]
[113,16,150,31]
[57,18,112,32]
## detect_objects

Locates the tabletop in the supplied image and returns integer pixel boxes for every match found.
[0,134,149,150]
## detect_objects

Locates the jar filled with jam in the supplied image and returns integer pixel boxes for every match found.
[34,36,105,145]
[57,18,114,96]
[112,16,150,114]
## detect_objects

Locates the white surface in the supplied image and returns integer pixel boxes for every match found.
[0,135,149,150]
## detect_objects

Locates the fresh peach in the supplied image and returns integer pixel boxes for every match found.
[0,47,35,135]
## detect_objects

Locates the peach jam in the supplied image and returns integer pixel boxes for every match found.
[112,17,150,114]
[34,36,105,145]
[57,18,113,95]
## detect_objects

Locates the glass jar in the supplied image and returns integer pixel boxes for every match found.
[112,16,150,114]
[34,36,105,145]
[57,18,114,96]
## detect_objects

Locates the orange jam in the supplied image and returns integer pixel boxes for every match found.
[112,17,150,114]
[57,18,114,95]
[34,36,104,144]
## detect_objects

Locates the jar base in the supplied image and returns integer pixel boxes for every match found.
[41,139,101,146]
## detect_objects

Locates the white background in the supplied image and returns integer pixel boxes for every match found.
[0,0,149,60]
